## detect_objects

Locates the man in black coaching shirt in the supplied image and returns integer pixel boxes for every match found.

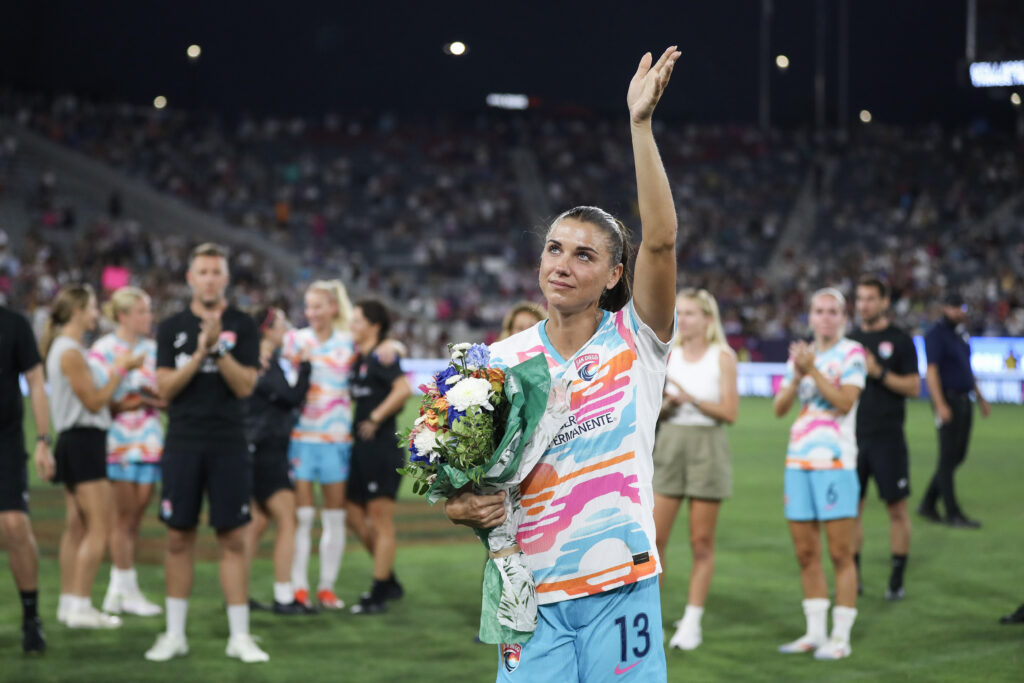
[848,276,920,601]
[0,304,55,654]
[145,243,268,663]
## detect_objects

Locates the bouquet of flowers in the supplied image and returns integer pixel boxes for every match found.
[401,343,568,644]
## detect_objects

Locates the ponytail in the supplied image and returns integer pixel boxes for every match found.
[40,284,94,367]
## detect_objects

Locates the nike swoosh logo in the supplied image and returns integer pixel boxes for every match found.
[614,661,640,675]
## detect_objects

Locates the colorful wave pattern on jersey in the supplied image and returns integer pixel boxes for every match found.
[784,338,866,471]
[490,304,667,604]
[89,334,164,464]
[283,327,355,443]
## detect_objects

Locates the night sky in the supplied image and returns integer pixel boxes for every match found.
[2,1,1020,127]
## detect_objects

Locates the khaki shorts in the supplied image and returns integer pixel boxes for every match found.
[652,423,732,500]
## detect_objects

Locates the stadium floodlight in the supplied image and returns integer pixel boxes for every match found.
[153,95,168,110]
[444,41,467,56]
[775,54,790,70]
[859,109,872,123]
[1012,93,1022,106]
[187,44,202,60]
[486,93,529,110]
[968,60,1024,87]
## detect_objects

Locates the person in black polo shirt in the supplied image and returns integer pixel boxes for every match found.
[848,276,920,601]
[0,304,55,654]
[917,291,990,529]
[346,299,411,615]
[144,243,268,664]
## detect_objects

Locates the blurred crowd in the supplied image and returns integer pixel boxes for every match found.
[2,92,1023,358]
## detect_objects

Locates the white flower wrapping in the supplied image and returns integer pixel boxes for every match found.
[445,377,494,412]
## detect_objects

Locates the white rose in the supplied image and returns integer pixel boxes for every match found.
[451,343,472,352]
[445,377,494,412]
[414,428,438,455]
[446,374,462,386]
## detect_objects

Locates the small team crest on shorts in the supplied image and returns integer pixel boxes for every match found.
[574,353,601,381]
[161,499,173,519]
[878,341,894,360]
[501,643,521,673]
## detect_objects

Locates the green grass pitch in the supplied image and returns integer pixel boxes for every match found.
[2,397,1022,681]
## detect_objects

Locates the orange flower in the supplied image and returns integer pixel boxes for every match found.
[433,396,449,412]
[425,409,440,427]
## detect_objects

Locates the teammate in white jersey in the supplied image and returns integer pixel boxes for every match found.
[654,289,738,651]
[92,287,165,618]
[444,45,681,683]
[773,288,866,660]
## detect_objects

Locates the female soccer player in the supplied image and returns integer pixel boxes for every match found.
[346,299,411,614]
[42,284,142,629]
[499,302,547,340]
[653,288,738,651]
[243,307,315,614]
[283,280,397,608]
[91,286,164,617]
[773,288,866,660]
[445,46,680,683]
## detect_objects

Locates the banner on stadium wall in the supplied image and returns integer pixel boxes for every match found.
[403,335,1024,405]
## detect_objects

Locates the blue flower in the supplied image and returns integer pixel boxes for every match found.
[465,344,490,369]
[409,442,428,463]
[447,406,467,428]
[434,365,461,396]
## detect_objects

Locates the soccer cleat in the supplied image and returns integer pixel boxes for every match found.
[667,619,702,650]
[294,588,311,607]
[885,586,906,601]
[145,633,189,661]
[350,596,387,615]
[316,588,345,610]
[248,597,270,612]
[999,603,1024,625]
[65,605,122,629]
[22,617,46,655]
[813,638,852,660]
[944,514,981,529]
[273,600,317,615]
[105,590,163,616]
[778,635,825,654]
[225,634,270,663]
[916,505,942,523]
[383,576,404,601]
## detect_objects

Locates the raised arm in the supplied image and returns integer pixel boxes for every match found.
[60,348,142,413]
[628,46,681,343]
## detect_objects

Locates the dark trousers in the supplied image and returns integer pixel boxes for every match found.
[921,393,973,518]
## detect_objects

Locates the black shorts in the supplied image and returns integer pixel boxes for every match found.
[159,433,252,531]
[857,431,911,503]
[0,436,29,513]
[250,437,293,505]
[54,427,108,491]
[347,439,403,504]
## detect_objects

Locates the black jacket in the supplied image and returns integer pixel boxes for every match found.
[244,350,311,444]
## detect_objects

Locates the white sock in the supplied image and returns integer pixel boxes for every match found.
[802,598,830,642]
[682,604,705,628]
[112,567,137,593]
[831,606,857,643]
[226,603,249,638]
[292,507,315,591]
[58,593,72,616]
[166,597,188,638]
[71,595,91,614]
[273,582,293,604]
[318,509,347,591]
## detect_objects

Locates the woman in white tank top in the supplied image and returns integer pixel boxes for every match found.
[652,288,738,651]
[40,284,143,629]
